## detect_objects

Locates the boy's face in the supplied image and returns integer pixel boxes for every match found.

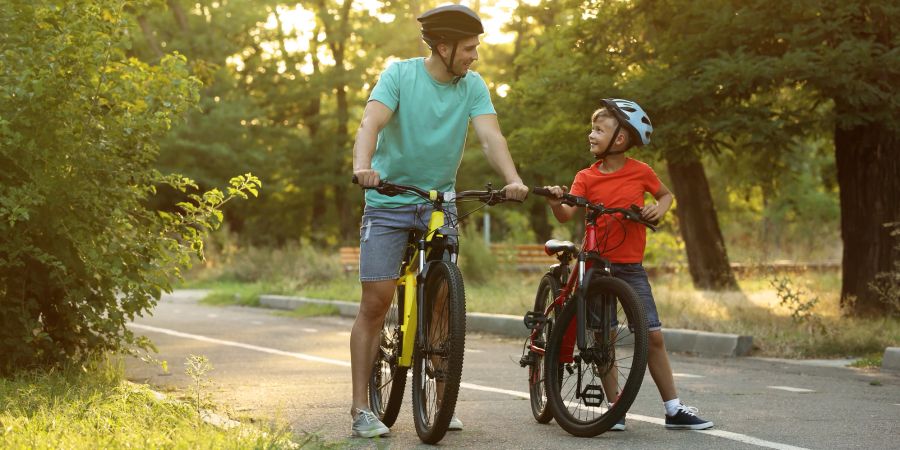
[588,116,623,158]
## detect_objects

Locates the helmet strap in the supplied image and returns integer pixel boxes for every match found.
[594,124,628,160]
[439,41,465,83]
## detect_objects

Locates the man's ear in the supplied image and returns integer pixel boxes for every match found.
[436,41,450,58]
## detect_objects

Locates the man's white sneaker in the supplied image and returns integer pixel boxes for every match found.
[448,415,463,431]
[351,408,390,438]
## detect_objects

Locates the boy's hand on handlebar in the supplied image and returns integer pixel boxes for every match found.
[502,181,529,201]
[353,169,381,187]
[543,185,568,205]
[641,203,664,222]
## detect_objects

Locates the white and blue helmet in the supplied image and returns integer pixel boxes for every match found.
[600,98,653,146]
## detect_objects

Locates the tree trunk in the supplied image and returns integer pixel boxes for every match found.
[834,116,900,316]
[136,15,164,59]
[666,154,739,290]
[529,199,553,243]
[167,0,190,33]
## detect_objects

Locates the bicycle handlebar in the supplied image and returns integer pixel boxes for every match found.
[531,186,658,231]
[352,175,517,206]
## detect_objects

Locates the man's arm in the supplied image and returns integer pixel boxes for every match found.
[352,101,394,187]
[471,114,528,200]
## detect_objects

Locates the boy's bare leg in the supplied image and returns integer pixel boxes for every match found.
[350,280,396,413]
[647,330,677,401]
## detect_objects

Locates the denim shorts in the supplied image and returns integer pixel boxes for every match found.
[587,263,662,331]
[358,204,457,282]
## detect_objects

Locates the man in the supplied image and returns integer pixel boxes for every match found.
[349,4,529,438]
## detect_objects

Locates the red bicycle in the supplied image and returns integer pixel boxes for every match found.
[520,187,654,437]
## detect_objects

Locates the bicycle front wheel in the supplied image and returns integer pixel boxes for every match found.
[529,274,561,424]
[368,285,407,427]
[544,276,649,437]
[412,260,466,444]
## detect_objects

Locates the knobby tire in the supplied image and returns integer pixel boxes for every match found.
[544,276,649,437]
[412,261,466,444]
[368,285,407,427]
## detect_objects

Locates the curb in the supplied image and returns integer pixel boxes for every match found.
[883,347,900,372]
[259,295,753,357]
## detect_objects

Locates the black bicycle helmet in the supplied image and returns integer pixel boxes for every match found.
[418,4,484,48]
[418,5,484,81]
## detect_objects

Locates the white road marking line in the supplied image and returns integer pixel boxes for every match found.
[674,373,704,378]
[466,349,483,353]
[768,386,815,393]
[302,328,319,333]
[207,314,219,318]
[128,323,350,367]
[130,323,809,450]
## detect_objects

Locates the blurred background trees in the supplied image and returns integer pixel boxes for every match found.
[5,0,893,343]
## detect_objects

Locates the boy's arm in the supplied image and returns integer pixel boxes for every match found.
[642,181,674,222]
[352,101,393,187]
[471,114,528,201]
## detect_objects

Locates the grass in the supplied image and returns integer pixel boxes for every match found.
[0,358,306,449]
[275,304,341,319]
[187,264,900,360]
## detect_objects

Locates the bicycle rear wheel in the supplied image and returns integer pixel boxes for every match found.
[544,276,648,437]
[412,260,466,444]
[368,285,407,427]
[528,274,561,424]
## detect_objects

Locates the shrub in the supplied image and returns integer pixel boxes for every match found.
[0,1,258,374]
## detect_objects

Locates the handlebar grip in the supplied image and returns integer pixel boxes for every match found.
[531,186,554,197]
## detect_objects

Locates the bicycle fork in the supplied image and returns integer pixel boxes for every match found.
[573,259,613,408]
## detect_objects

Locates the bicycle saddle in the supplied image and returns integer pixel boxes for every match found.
[544,239,577,256]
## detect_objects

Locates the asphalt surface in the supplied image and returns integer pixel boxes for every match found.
[126,291,900,449]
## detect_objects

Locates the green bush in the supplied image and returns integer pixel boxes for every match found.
[457,225,498,285]
[0,1,258,374]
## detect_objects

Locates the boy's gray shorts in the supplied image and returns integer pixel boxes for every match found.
[358,204,457,282]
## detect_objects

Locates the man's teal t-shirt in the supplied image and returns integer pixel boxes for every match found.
[365,57,496,207]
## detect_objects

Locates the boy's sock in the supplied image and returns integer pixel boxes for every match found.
[664,398,681,416]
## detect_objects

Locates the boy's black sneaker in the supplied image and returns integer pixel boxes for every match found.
[665,404,713,430]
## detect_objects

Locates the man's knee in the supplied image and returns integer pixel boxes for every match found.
[358,280,396,320]
[648,330,666,351]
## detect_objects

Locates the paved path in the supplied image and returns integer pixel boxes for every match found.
[126,291,900,449]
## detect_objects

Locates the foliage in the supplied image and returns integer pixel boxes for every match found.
[869,222,900,314]
[0,1,259,374]
[184,354,214,424]
[457,223,498,285]
[769,275,826,335]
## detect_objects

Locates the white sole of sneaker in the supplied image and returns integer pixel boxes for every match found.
[351,426,390,438]
[611,424,626,431]
[665,422,713,430]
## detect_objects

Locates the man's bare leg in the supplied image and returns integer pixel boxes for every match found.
[350,279,397,413]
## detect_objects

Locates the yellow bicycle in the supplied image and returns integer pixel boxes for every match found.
[354,177,515,444]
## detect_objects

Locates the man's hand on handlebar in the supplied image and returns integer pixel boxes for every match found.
[502,181,529,202]
[353,169,381,188]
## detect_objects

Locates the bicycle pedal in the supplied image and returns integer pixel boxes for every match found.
[580,384,605,407]
[519,353,535,367]
[523,311,547,330]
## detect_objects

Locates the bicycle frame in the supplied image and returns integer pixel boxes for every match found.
[529,214,610,363]
[397,205,452,367]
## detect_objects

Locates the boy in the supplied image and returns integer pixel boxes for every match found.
[542,98,713,430]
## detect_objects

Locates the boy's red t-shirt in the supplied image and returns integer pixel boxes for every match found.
[569,158,662,263]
